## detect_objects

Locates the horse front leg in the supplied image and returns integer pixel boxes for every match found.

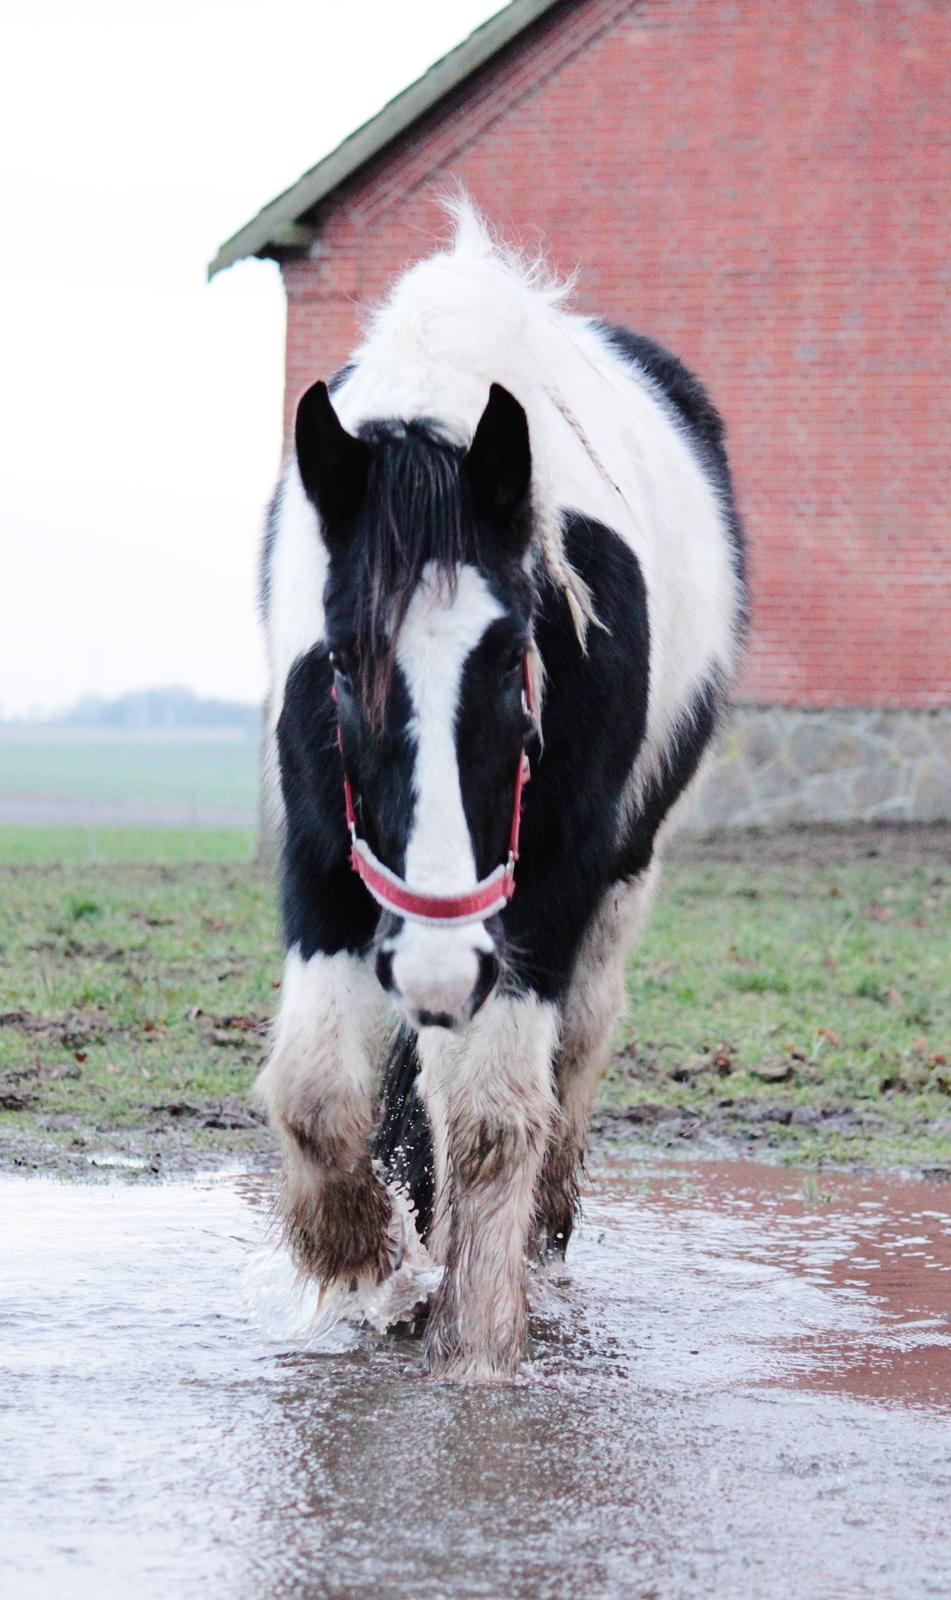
[418,995,557,1380]
[256,947,395,1287]
[535,868,659,1257]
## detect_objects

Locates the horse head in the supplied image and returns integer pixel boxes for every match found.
[295,379,538,1029]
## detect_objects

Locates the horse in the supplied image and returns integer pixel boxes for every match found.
[256,203,747,1380]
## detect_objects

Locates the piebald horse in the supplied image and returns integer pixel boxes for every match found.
[257,206,746,1379]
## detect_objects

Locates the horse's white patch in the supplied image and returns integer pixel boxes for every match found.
[257,944,389,1128]
[260,462,330,832]
[398,562,502,892]
[417,992,559,1374]
[386,562,501,1017]
[266,462,329,715]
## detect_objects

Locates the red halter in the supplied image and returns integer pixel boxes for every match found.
[334,656,535,927]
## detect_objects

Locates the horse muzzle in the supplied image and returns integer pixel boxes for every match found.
[376,924,500,1029]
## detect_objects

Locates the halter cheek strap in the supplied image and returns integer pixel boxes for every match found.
[334,655,535,928]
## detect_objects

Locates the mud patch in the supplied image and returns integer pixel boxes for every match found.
[595,1042,951,1177]
[0,1106,274,1180]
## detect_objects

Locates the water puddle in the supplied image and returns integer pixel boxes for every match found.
[2,1161,950,1599]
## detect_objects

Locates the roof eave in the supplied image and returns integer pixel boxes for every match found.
[207,0,565,280]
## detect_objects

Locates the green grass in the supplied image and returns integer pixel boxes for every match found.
[0,728,259,811]
[0,827,257,866]
[0,844,947,1175]
[607,855,950,1169]
[0,856,280,1172]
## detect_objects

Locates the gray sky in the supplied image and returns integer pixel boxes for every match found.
[0,0,502,716]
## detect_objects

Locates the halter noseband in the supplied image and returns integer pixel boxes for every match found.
[333,656,535,928]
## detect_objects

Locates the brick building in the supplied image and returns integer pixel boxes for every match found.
[212,0,949,825]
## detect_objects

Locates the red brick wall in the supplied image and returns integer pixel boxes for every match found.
[281,0,949,708]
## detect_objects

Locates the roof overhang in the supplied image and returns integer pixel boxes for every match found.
[208,0,565,279]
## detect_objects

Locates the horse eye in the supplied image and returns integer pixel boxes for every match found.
[329,650,355,685]
[504,649,524,677]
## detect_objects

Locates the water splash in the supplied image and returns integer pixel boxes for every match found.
[241,1180,443,1344]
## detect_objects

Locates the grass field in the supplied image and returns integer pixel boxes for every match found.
[0,727,259,808]
[0,827,947,1177]
[0,826,257,866]
[609,840,950,1171]
[0,727,259,831]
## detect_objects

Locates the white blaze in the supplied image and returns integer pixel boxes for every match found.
[397,563,502,893]
[389,562,502,1019]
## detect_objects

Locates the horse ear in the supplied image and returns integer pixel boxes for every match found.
[465,383,532,534]
[295,380,369,537]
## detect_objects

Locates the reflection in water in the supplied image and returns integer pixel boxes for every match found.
[1,1162,949,1600]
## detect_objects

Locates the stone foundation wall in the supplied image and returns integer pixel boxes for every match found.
[688,708,951,831]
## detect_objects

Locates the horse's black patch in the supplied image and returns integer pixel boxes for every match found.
[323,419,469,727]
[599,324,725,448]
[598,322,748,626]
[373,1026,434,1237]
[455,615,535,881]
[498,513,651,1000]
[276,645,380,959]
[618,670,724,880]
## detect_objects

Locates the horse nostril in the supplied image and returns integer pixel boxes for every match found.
[469,949,500,1017]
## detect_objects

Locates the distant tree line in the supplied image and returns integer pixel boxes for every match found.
[21,686,262,733]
